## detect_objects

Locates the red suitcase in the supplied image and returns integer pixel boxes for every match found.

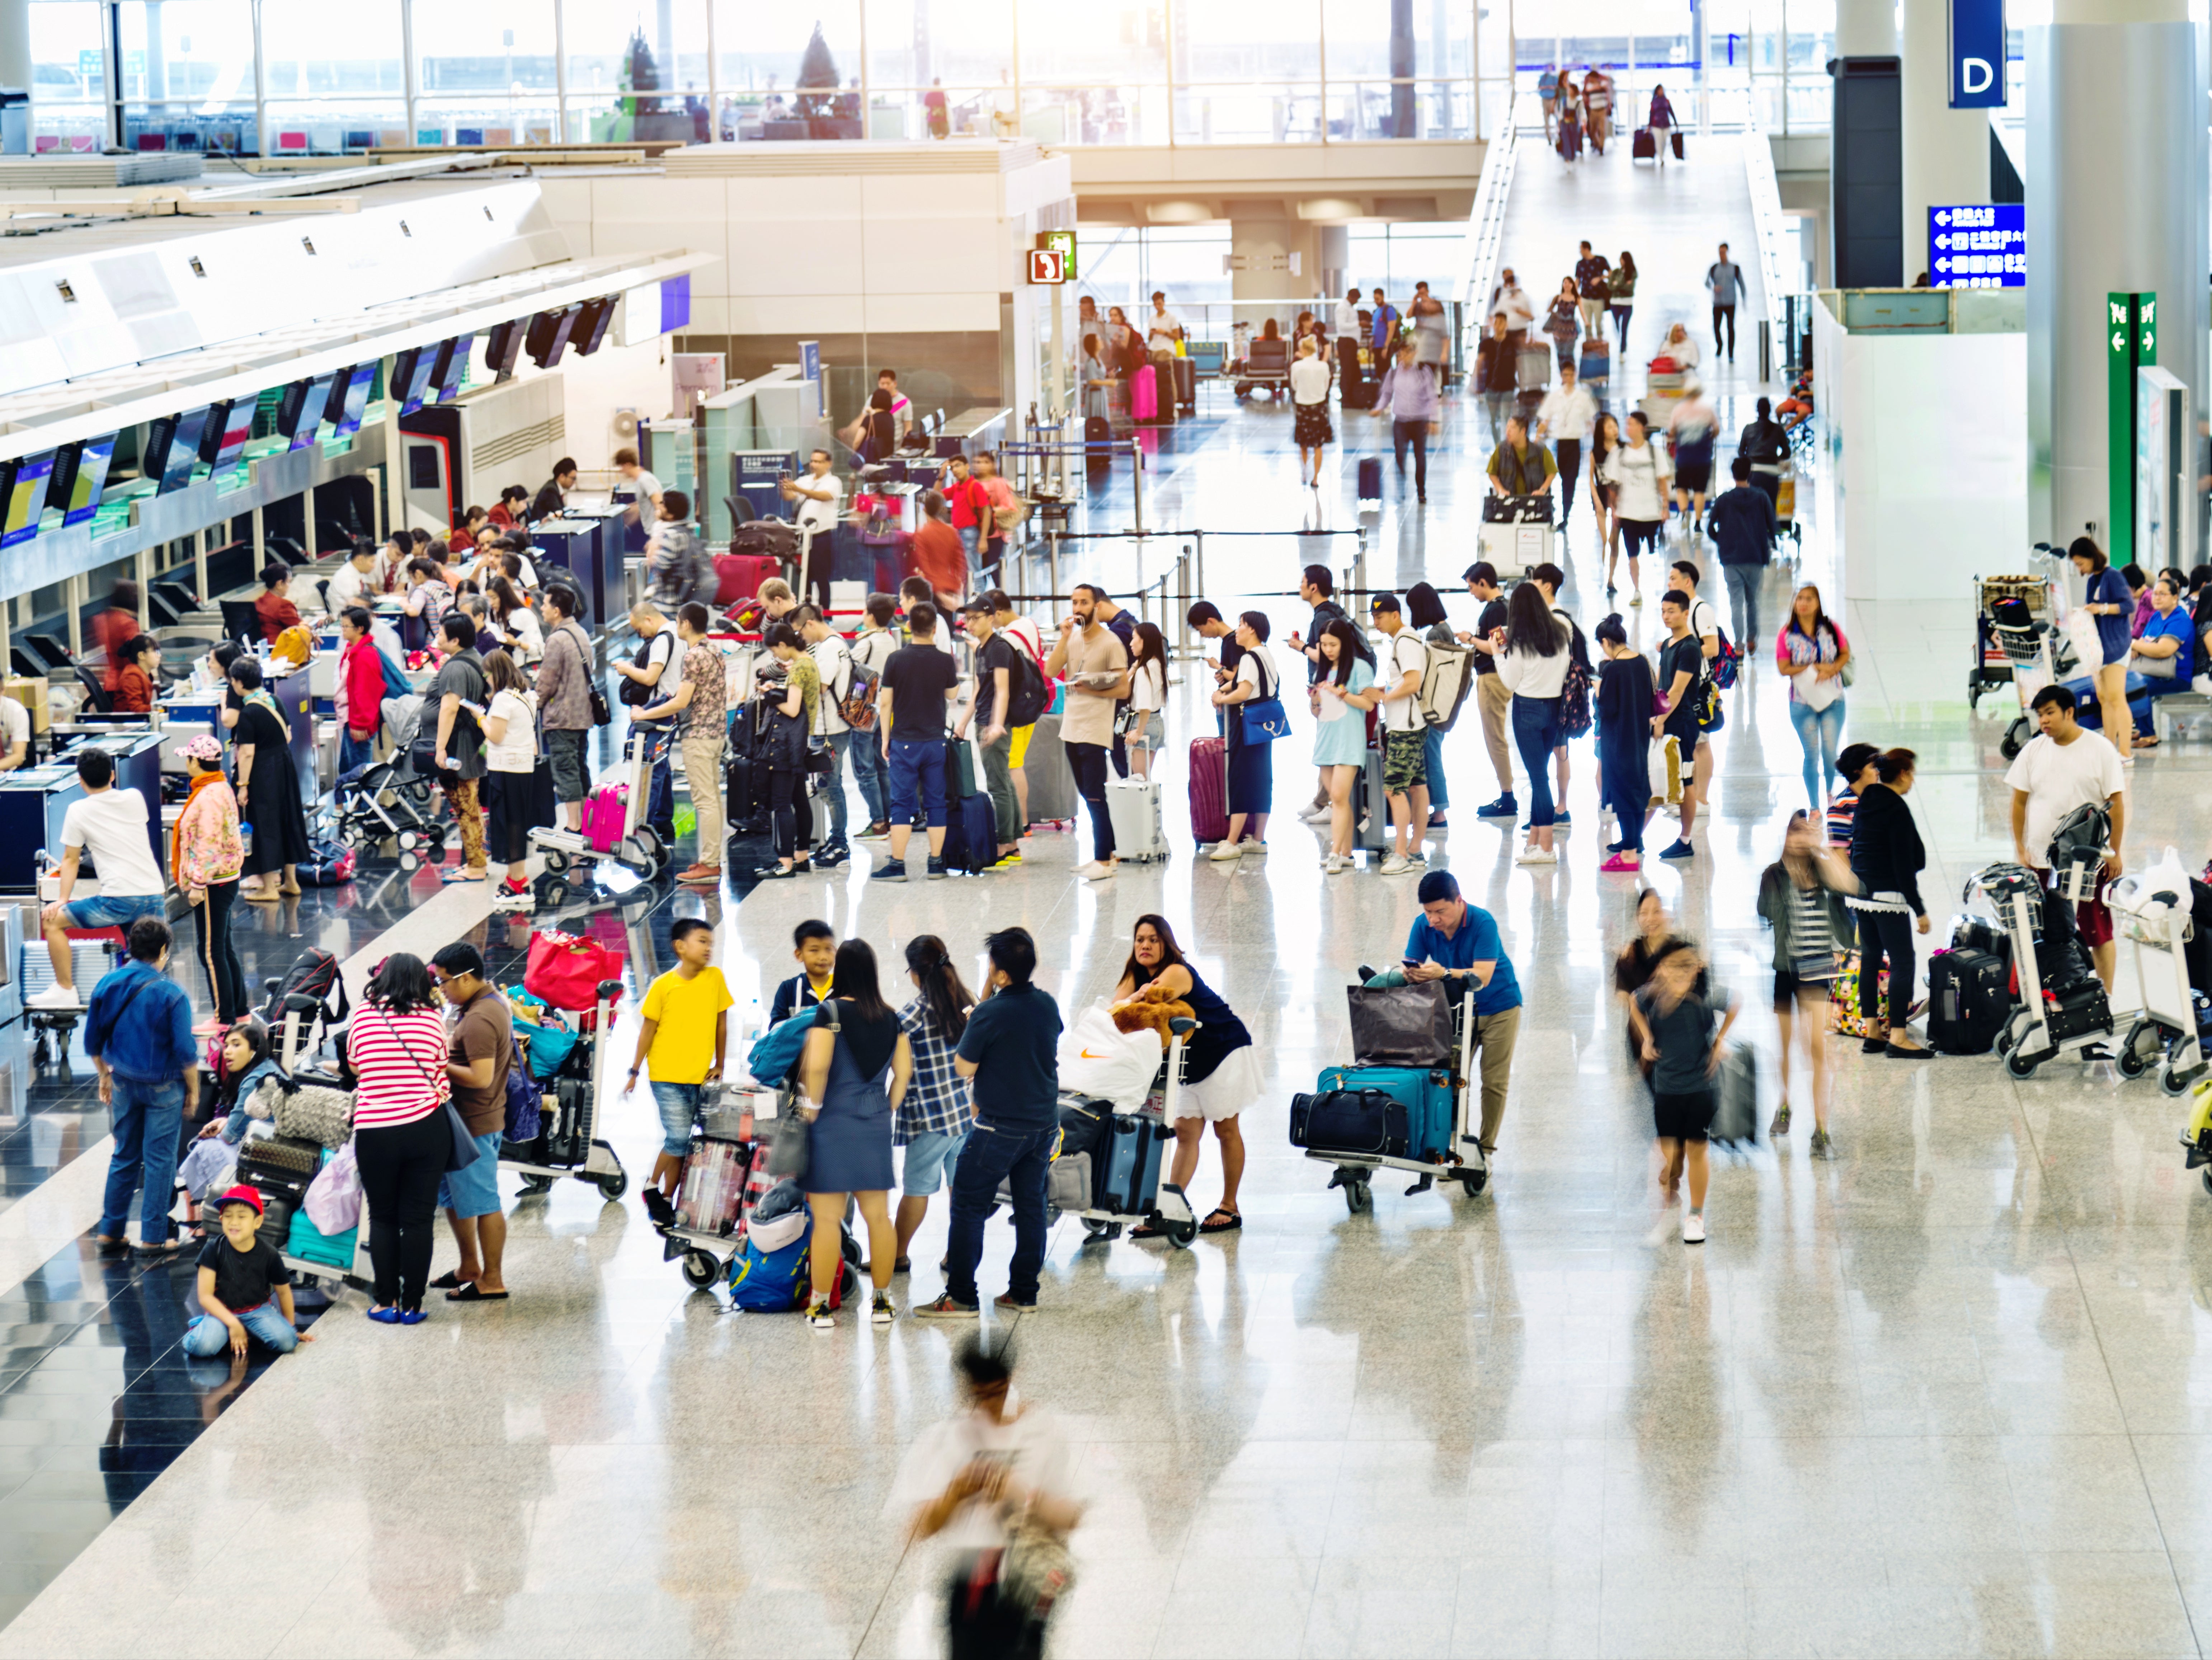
[715,552,780,606]
[1189,736,1229,845]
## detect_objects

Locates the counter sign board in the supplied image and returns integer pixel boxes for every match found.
[1929,204,2024,288]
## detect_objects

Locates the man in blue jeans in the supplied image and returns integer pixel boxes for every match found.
[870,601,962,882]
[86,917,199,1256]
[916,927,1062,1318]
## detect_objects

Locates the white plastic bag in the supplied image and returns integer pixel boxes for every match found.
[304,1139,362,1235]
[2064,606,2104,674]
[1055,1005,1163,1111]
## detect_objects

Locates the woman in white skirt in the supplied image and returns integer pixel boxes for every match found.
[1114,915,1260,1236]
[1289,336,1335,488]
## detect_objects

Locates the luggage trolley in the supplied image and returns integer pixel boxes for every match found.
[654,1081,773,1288]
[1969,568,2065,718]
[1050,1018,1201,1247]
[525,727,674,911]
[502,979,629,1200]
[2111,861,2209,1095]
[1976,808,2119,1079]
[1303,988,1491,1214]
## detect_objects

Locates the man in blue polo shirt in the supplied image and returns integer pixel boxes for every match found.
[1399,870,1522,1158]
[917,927,1062,1320]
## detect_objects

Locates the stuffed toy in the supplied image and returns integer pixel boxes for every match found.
[1110,997,1196,1048]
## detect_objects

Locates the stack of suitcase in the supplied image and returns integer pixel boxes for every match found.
[1291,985,1458,1160]
[1051,1090,1169,1217]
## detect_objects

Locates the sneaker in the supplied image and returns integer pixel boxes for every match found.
[1515,843,1558,865]
[1299,805,1334,825]
[807,1298,836,1330]
[1408,850,1426,864]
[857,822,891,840]
[1682,1212,1707,1245]
[1380,854,1412,875]
[1324,853,1347,875]
[815,843,851,869]
[1599,852,1642,872]
[926,857,947,880]
[1243,840,1269,857]
[994,1292,1037,1313]
[191,1017,224,1038]
[1658,840,1695,860]
[913,1293,980,1321]
[641,1188,676,1225]
[1476,796,1519,819]
[1629,592,1644,608]
[1426,816,1449,833]
[1207,842,1244,862]
[870,860,907,882]
[1553,809,1572,827]
[27,985,80,1011]
[1769,1104,1793,1138]
[871,1291,895,1326]
[1605,583,1618,598]
[1079,860,1117,881]
[1808,1129,1835,1160]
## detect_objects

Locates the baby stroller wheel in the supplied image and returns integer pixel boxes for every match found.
[680,1249,719,1289]
[397,830,420,853]
[397,850,420,872]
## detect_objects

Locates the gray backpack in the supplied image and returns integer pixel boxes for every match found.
[655,523,715,608]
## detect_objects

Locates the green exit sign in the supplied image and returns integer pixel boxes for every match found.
[1040,230,1077,283]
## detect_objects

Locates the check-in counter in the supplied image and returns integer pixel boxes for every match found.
[0,728,166,893]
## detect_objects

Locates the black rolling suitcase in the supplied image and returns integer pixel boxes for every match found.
[1928,949,2008,1054]
[1670,128,1685,159]
[1172,356,1196,413]
[1357,456,1383,502]
[1084,413,1114,472]
[1632,126,1656,161]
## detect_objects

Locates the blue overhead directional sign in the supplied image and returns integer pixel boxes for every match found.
[1949,0,2005,107]
[1929,204,2024,288]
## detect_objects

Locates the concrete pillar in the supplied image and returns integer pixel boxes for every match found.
[1228,218,1321,306]
[2026,0,2209,549]
[1899,0,1988,281]
[0,0,31,97]
[1835,0,1898,59]
[1318,225,1350,303]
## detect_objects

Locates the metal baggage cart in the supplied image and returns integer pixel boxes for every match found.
[503,979,630,1200]
[2112,866,2209,1095]
[1969,568,2060,709]
[655,1082,773,1288]
[1054,1019,1200,1247]
[1305,987,1491,1213]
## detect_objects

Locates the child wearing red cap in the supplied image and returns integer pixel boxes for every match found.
[182,1186,315,1358]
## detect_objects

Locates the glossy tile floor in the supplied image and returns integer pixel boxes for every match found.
[8,140,2212,1658]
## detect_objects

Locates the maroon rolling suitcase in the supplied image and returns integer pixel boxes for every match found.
[715,552,780,606]
[1189,736,1229,845]
[1632,126,1656,161]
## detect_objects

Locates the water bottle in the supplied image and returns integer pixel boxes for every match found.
[239,820,254,860]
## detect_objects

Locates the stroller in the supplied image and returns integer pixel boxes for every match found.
[329,693,442,868]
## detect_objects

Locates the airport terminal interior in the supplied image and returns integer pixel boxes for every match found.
[0,0,2208,1655]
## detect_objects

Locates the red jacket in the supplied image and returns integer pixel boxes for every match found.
[342,636,386,737]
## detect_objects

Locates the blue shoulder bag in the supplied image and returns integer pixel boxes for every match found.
[1236,654,1291,744]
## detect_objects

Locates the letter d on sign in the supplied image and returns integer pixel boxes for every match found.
[1962,57,1994,94]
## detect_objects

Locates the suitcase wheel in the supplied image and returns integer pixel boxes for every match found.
[680,1249,719,1289]
[1342,1176,1373,1215]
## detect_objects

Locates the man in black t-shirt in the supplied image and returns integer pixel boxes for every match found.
[956,598,1023,864]
[872,602,963,882]
[1459,562,1518,817]
[1652,589,1708,861]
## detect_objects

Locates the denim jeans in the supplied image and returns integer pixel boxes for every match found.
[1787,696,1846,815]
[1066,741,1115,862]
[1391,419,1431,492]
[854,735,889,826]
[1722,562,1763,650]
[100,1076,185,1247]
[818,729,852,843]
[634,719,675,838]
[183,1302,300,1356]
[944,1119,1053,1307]
[339,727,376,775]
[1421,724,1450,813]
[1511,696,1563,828]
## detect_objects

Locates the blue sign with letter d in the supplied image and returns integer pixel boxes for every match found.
[1949,0,2005,107]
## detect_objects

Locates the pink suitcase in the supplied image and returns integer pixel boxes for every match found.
[1130,363,1158,422]
[582,782,627,853]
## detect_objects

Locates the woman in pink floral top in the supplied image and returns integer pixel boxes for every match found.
[170,734,247,1027]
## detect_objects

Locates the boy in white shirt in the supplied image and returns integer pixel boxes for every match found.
[1369,593,1431,876]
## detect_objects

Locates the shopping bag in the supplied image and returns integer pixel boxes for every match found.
[1828,949,1888,1037]
[523,930,623,1011]
[303,1141,363,1235]
[2064,607,2105,674]
[1055,1005,1164,1112]
[1648,734,1682,807]
[1345,982,1455,1067]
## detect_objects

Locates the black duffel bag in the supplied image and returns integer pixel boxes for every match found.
[1346,982,1454,1067]
[1290,1088,1409,1158]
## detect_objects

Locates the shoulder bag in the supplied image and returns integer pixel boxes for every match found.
[1237,654,1291,744]
[765,1001,839,1180]
[375,1008,477,1174]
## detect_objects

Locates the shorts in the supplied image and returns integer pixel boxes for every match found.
[63,892,166,930]
[900,1127,969,1196]
[1382,728,1429,794]
[1130,711,1167,752]
[1676,460,1713,495]
[887,736,949,828]
[1653,1088,1714,1143]
[436,1128,505,1217]
[1772,964,1836,1010]
[651,1080,701,1158]
[1008,724,1035,768]
[546,728,589,803]
[1665,724,1700,768]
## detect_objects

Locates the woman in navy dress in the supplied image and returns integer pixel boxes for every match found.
[797,940,912,1331]
[1114,914,1260,1236]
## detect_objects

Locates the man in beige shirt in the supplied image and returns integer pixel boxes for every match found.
[1044,583,1130,881]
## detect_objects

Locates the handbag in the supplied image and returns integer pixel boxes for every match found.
[303,1139,363,1234]
[1345,982,1455,1066]
[764,1003,838,1180]
[1236,656,1291,744]
[524,929,623,1012]
[369,1007,479,1172]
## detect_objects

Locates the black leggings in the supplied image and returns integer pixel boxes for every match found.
[1066,741,1114,862]
[1855,908,1915,1030]
[771,768,812,861]
[355,1112,450,1311]
[192,878,246,1023]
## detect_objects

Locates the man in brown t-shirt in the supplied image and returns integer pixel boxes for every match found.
[432,943,514,1301]
[1043,584,1129,880]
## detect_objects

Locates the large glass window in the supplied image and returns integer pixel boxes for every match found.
[565,0,710,142]
[30,1,109,151]
[262,0,407,153]
[715,0,865,137]
[414,0,560,144]
[114,0,258,151]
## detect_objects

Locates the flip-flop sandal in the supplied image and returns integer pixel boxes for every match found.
[1199,1208,1243,1233]
[446,1283,509,1302]
[428,1270,467,1290]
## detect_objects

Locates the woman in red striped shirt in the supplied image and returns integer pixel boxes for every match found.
[347,953,453,1323]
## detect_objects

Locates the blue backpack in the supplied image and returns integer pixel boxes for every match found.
[728,1214,813,1310]
[746,1009,819,1088]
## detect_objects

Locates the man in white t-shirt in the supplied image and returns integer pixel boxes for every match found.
[0,695,28,773]
[2006,682,2128,992]
[1370,592,1430,876]
[1534,362,1599,528]
[798,606,855,863]
[613,446,664,527]
[780,447,844,612]
[29,748,170,1009]
[1145,291,1184,359]
[324,542,378,615]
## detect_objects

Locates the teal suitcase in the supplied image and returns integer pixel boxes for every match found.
[1314,1064,1455,1158]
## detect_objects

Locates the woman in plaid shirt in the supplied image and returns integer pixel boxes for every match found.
[893,935,978,1272]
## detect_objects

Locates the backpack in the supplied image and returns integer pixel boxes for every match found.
[654,523,715,608]
[727,1207,856,1311]
[619,630,674,708]
[260,947,351,1060]
[837,649,881,732]
[745,1008,820,1088]
[1004,639,1050,728]
[1416,639,1475,730]
[296,837,357,888]
[1710,622,1740,691]
[1558,624,1594,739]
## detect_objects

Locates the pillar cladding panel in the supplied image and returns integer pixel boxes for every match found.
[2027,18,2209,549]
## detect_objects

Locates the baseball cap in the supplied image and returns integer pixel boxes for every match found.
[1369,592,1402,615]
[961,595,993,615]
[173,734,223,763]
[215,1184,263,1215]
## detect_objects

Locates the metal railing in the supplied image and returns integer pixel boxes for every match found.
[1458,99,1519,361]
[1741,103,1802,377]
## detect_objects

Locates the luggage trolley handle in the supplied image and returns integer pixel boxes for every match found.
[582,979,623,1136]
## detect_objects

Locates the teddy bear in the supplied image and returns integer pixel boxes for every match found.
[1110,996,1197,1048]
